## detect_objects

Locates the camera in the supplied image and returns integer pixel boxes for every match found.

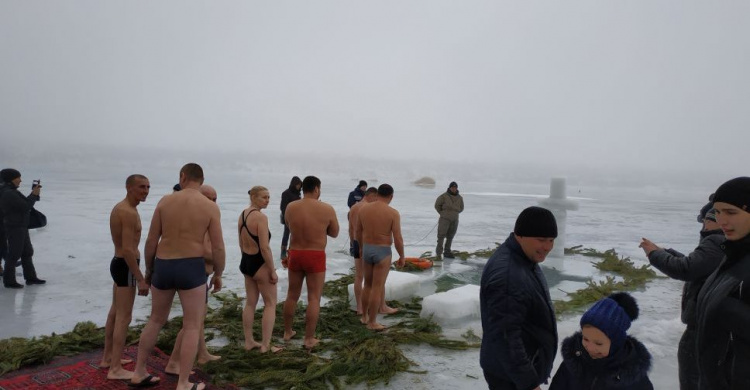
[32,179,41,189]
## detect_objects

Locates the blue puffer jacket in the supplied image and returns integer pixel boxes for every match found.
[549,332,653,390]
[480,233,558,390]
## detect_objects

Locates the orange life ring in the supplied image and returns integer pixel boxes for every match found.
[404,257,433,270]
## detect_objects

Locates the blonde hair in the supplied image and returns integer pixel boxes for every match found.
[248,185,269,201]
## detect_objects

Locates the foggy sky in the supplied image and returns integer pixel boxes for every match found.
[1,1,749,176]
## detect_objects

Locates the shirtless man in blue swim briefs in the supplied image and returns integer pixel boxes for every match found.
[100,174,150,380]
[130,163,225,390]
[356,184,405,331]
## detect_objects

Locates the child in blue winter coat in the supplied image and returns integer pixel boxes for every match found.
[549,292,654,390]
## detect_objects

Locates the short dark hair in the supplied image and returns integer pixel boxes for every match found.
[126,174,148,187]
[180,163,204,183]
[377,184,394,197]
[302,176,321,193]
[365,187,378,195]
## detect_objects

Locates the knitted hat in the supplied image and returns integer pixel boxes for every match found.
[697,201,713,223]
[173,183,182,192]
[713,177,750,212]
[0,168,21,183]
[580,292,639,352]
[514,206,558,238]
[449,181,458,188]
[703,208,717,223]
[358,180,367,188]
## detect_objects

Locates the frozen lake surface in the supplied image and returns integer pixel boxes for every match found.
[0,160,717,389]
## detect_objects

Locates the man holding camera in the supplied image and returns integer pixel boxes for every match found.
[0,168,45,288]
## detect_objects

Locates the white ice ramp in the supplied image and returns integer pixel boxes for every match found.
[420,284,480,325]
[347,270,421,309]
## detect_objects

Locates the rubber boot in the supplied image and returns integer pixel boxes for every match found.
[435,238,444,261]
[444,238,455,258]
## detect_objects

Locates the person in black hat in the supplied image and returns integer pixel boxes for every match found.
[479,206,558,390]
[0,168,45,288]
[549,292,654,389]
[279,176,302,260]
[638,199,724,390]
[695,176,750,390]
[347,180,367,209]
[434,181,464,259]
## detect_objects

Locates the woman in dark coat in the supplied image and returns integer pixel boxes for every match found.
[549,292,653,390]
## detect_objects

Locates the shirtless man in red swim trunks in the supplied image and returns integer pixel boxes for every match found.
[282,176,339,350]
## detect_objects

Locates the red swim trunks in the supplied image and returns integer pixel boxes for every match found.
[288,250,326,273]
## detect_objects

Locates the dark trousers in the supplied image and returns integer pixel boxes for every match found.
[281,223,291,247]
[679,326,700,390]
[3,228,38,285]
[436,217,459,255]
[483,370,520,390]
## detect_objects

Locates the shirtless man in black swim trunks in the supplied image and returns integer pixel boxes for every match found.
[100,174,150,380]
[130,164,225,390]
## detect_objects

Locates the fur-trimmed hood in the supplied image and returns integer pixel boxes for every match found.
[555,332,653,389]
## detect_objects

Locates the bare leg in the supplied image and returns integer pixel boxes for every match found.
[367,257,392,331]
[303,272,325,349]
[174,284,207,390]
[256,268,281,353]
[130,286,175,387]
[283,270,304,341]
[107,285,137,379]
[354,257,364,315]
[99,284,117,367]
[196,302,220,363]
[361,261,374,325]
[378,265,398,314]
[242,275,262,351]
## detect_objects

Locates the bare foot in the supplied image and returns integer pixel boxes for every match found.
[359,315,368,325]
[244,340,262,351]
[106,367,134,380]
[303,338,320,350]
[379,306,399,315]
[260,344,284,353]
[178,382,205,390]
[196,352,221,364]
[98,358,132,368]
[367,323,386,331]
[164,361,195,376]
[130,374,160,387]
[283,330,297,342]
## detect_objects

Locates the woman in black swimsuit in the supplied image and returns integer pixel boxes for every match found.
[238,186,282,353]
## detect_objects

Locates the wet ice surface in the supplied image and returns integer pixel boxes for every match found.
[0,163,709,389]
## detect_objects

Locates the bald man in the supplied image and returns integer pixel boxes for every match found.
[165,185,221,375]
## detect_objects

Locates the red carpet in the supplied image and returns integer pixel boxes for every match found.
[0,345,236,390]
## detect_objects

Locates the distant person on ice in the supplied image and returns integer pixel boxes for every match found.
[639,200,724,390]
[549,292,654,390]
[479,206,558,390]
[347,179,367,208]
[695,177,750,390]
[0,168,45,288]
[434,181,463,259]
[279,176,302,260]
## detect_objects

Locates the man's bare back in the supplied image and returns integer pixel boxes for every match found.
[147,189,222,260]
[358,201,402,247]
[285,198,339,251]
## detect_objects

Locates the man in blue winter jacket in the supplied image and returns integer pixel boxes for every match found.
[480,206,558,390]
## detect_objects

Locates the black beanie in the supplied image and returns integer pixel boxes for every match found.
[449,181,458,189]
[713,177,750,212]
[0,168,21,183]
[358,180,367,188]
[697,201,713,223]
[514,206,558,238]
